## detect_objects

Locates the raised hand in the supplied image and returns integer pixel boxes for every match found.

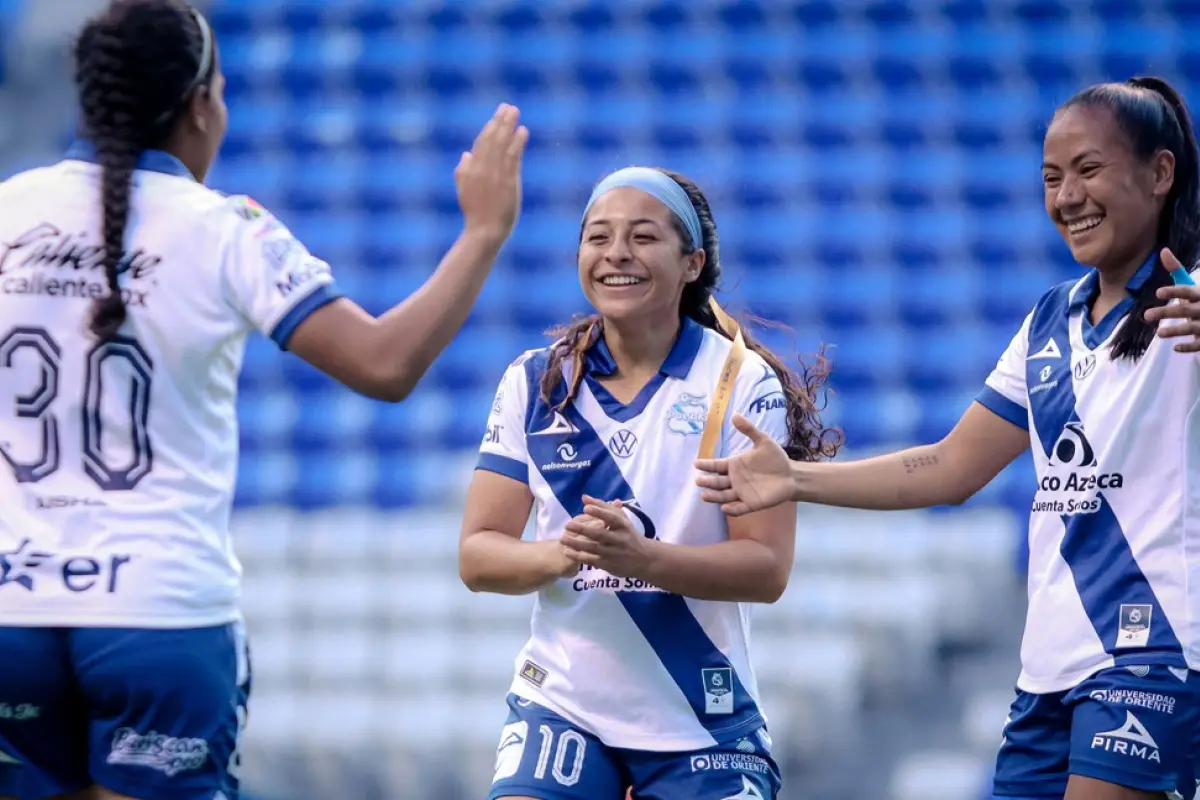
[693,414,794,517]
[455,103,529,241]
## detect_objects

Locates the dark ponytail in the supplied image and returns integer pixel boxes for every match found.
[1060,77,1200,362]
[543,168,842,462]
[73,0,214,341]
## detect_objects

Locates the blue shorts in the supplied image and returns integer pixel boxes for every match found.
[488,694,781,800]
[0,623,251,800]
[993,664,1200,797]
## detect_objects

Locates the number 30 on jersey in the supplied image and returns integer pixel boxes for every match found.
[0,325,153,491]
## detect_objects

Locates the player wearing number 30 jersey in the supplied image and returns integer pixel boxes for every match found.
[459,167,840,800]
[0,2,526,799]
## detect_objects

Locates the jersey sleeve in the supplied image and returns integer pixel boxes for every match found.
[975,311,1032,430]
[721,360,790,458]
[220,195,342,350]
[475,357,532,484]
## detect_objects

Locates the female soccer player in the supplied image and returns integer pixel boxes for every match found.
[0,1,527,799]
[695,77,1200,800]
[460,165,839,800]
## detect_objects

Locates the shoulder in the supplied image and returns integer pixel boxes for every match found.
[503,346,554,386]
[1033,276,1087,316]
[205,193,292,237]
[0,162,77,201]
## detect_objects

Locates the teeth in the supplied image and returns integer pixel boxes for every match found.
[600,276,645,286]
[1068,216,1103,234]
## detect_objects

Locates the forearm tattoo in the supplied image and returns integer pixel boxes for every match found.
[902,454,939,474]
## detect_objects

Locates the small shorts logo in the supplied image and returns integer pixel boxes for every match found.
[106,728,209,777]
[519,660,548,687]
[690,755,711,772]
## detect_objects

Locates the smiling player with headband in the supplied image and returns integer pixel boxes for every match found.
[459,166,839,800]
[0,1,527,798]
[696,77,1200,800]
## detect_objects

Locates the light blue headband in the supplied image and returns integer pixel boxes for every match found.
[582,167,702,250]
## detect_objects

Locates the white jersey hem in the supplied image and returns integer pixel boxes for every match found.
[0,609,243,630]
[510,683,726,752]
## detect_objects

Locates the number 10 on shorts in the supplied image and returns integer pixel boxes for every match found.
[493,720,588,788]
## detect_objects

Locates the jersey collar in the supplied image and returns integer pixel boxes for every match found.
[1068,253,1157,313]
[1068,253,1157,349]
[584,315,705,379]
[64,140,195,180]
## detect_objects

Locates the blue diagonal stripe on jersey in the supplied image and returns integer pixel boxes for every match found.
[1026,284,1182,663]
[522,354,764,741]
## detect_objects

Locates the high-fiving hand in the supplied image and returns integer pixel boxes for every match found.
[693,414,795,517]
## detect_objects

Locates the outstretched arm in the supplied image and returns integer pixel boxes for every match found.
[697,403,1029,515]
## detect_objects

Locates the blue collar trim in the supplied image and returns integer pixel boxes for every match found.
[583,316,705,379]
[65,140,195,180]
[1068,253,1158,313]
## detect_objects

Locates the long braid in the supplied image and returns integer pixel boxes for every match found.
[77,24,143,341]
[72,0,213,342]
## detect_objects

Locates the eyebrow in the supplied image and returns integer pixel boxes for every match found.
[585,217,661,228]
[1042,149,1102,170]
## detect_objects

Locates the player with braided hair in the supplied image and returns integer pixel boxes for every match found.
[0,1,526,798]
[461,167,838,800]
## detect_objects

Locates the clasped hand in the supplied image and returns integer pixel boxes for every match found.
[559,495,652,578]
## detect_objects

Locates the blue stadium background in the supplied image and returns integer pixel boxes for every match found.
[1,1,1196,798]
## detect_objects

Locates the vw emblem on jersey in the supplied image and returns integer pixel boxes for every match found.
[609,429,637,458]
[1073,354,1096,381]
[556,443,578,462]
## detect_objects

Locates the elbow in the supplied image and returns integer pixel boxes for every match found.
[458,551,484,592]
[750,565,790,604]
[358,361,419,403]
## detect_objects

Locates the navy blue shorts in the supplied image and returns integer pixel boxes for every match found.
[0,623,251,800]
[993,664,1200,797]
[488,693,781,800]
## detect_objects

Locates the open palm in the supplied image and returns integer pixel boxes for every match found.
[694,414,794,516]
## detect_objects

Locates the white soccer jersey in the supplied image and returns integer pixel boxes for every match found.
[477,318,791,751]
[0,144,338,628]
[977,257,1200,694]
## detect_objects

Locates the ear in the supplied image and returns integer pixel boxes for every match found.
[1151,148,1176,200]
[187,88,211,134]
[684,248,706,283]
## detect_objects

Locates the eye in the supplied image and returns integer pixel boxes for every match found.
[586,234,607,244]
[633,233,657,243]
[1042,173,1061,187]
[1079,163,1102,177]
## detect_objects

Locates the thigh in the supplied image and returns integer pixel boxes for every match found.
[488,694,625,800]
[0,628,89,799]
[1066,664,1200,798]
[992,688,1072,798]
[626,727,780,800]
[70,622,251,800]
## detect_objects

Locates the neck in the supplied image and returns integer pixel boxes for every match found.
[1095,245,1154,305]
[602,314,681,377]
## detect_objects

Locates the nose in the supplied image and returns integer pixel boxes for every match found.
[1055,173,1085,213]
[603,235,633,264]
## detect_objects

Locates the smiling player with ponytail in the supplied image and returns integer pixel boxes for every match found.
[460,166,838,800]
[696,77,1200,800]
